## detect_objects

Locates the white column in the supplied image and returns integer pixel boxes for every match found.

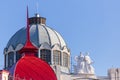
[61,52,63,66]
[38,48,41,58]
[68,53,70,69]
[118,69,120,80]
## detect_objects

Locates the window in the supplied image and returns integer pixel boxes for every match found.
[63,52,69,67]
[53,50,61,65]
[8,52,14,68]
[40,49,51,64]
[16,52,22,61]
[4,54,7,68]
[35,52,38,57]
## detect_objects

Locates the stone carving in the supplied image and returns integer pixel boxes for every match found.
[74,52,95,74]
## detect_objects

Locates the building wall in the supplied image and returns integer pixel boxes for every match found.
[0,70,9,80]
[108,68,120,80]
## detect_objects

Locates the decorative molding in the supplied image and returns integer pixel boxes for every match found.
[52,44,61,51]
[15,44,24,51]
[62,46,70,55]
[40,42,51,50]
[7,45,14,53]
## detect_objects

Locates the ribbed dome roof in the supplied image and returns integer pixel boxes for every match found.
[14,55,57,80]
[6,24,66,49]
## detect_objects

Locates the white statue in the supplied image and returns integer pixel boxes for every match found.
[74,52,95,74]
[75,52,84,73]
[84,52,94,74]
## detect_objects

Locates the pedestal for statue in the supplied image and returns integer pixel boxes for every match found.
[71,73,97,80]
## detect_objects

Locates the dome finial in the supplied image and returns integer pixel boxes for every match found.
[35,13,40,17]
[36,2,39,14]
[27,6,30,41]
[18,6,38,54]
[35,2,40,17]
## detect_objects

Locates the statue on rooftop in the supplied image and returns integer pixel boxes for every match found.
[75,52,85,73]
[84,52,94,74]
[74,52,95,74]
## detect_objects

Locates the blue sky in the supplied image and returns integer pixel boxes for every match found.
[0,0,120,76]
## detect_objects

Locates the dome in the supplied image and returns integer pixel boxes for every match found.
[6,24,66,49]
[4,14,70,74]
[14,55,57,80]
[10,11,57,80]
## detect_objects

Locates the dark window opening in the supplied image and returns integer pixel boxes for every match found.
[40,49,51,64]
[35,53,38,57]
[16,52,22,61]
[4,54,7,69]
[8,52,14,68]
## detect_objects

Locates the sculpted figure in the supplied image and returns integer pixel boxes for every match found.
[74,52,95,74]
[84,52,94,74]
[75,52,84,73]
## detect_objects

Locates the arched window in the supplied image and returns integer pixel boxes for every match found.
[63,52,69,67]
[53,50,61,65]
[40,49,51,64]
[8,52,14,68]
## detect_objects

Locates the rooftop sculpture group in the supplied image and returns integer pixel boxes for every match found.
[74,52,95,74]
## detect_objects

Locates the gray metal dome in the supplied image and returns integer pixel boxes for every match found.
[6,24,66,49]
[4,15,70,74]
